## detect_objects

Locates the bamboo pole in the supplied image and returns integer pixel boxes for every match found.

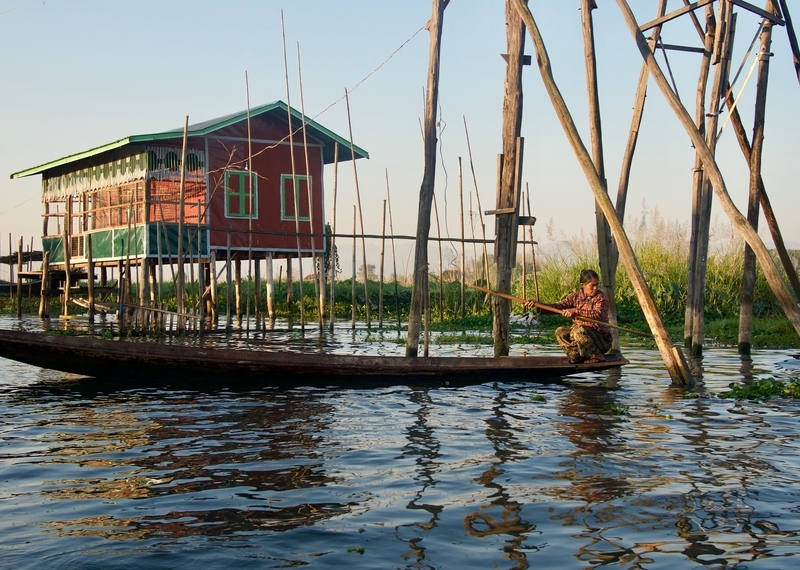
[613,0,800,352]
[351,205,357,329]
[458,157,466,319]
[245,71,255,335]
[296,43,323,329]
[176,116,189,333]
[510,0,691,384]
[432,194,444,322]
[281,11,305,331]
[493,0,526,358]
[379,199,387,328]
[286,258,293,304]
[385,170,401,329]
[328,143,339,331]
[526,190,540,303]
[740,2,777,354]
[407,0,446,357]
[581,0,619,352]
[613,0,668,251]
[463,117,491,289]
[344,89,370,328]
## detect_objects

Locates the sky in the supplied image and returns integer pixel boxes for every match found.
[1,0,798,279]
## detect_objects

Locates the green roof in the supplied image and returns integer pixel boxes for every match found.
[11,100,368,179]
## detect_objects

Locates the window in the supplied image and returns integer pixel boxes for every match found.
[225,170,258,219]
[281,174,312,222]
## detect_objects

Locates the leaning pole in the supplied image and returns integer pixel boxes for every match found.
[510,0,690,385]
[613,0,800,340]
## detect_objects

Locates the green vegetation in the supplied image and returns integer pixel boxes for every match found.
[718,378,800,400]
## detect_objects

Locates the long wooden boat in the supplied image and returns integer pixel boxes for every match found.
[0,328,628,386]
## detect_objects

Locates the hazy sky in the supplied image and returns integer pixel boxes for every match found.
[1,0,798,274]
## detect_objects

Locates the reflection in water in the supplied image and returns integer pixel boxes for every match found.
[465,385,537,570]
[1,318,799,568]
[396,389,443,566]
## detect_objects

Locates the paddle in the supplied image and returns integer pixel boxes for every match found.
[468,283,653,339]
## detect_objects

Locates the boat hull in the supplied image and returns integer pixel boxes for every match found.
[0,329,628,386]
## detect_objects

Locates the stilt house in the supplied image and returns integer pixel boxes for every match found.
[11,101,368,277]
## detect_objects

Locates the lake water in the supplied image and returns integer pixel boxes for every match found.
[1,316,799,569]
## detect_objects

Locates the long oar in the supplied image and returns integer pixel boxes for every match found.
[469,283,653,339]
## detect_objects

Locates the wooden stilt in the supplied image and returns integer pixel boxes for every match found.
[493,0,526,358]
[740,4,777,354]
[512,0,692,384]
[39,251,50,319]
[254,257,262,329]
[406,0,447,357]
[63,198,72,317]
[210,251,218,325]
[615,0,800,360]
[226,232,232,330]
[235,256,242,327]
[87,234,95,321]
[176,116,189,333]
[266,252,275,321]
[286,257,293,304]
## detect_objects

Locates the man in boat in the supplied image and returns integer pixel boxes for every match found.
[527,269,611,364]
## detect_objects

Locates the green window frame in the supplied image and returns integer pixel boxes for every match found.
[225,170,258,219]
[280,174,312,222]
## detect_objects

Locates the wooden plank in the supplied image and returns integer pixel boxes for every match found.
[640,0,715,32]
[660,43,707,53]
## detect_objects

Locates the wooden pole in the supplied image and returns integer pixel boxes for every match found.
[351,205,357,329]
[286,257,293,304]
[581,0,619,351]
[87,234,95,321]
[406,0,446,357]
[379,199,387,328]
[16,237,23,319]
[226,232,232,330]
[245,70,255,335]
[463,116,492,289]
[740,2,777,354]
[724,93,800,301]
[235,256,242,327]
[210,251,218,325]
[63,198,72,317]
[777,0,800,84]
[344,89,371,329]
[432,194,444,322]
[511,0,691,384]
[526,190,540,302]
[281,11,305,331]
[254,257,261,330]
[176,116,189,333]
[386,170,401,329]
[613,0,800,350]
[458,157,466,319]
[39,251,50,319]
[328,143,340,331]
[266,253,275,321]
[684,5,715,345]
[197,211,204,333]
[493,0,527,358]
[296,44,323,329]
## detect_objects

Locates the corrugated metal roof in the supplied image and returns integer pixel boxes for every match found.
[11,100,368,179]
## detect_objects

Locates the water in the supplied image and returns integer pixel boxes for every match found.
[1,316,799,569]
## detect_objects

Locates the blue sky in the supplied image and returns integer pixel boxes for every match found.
[1,0,798,273]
